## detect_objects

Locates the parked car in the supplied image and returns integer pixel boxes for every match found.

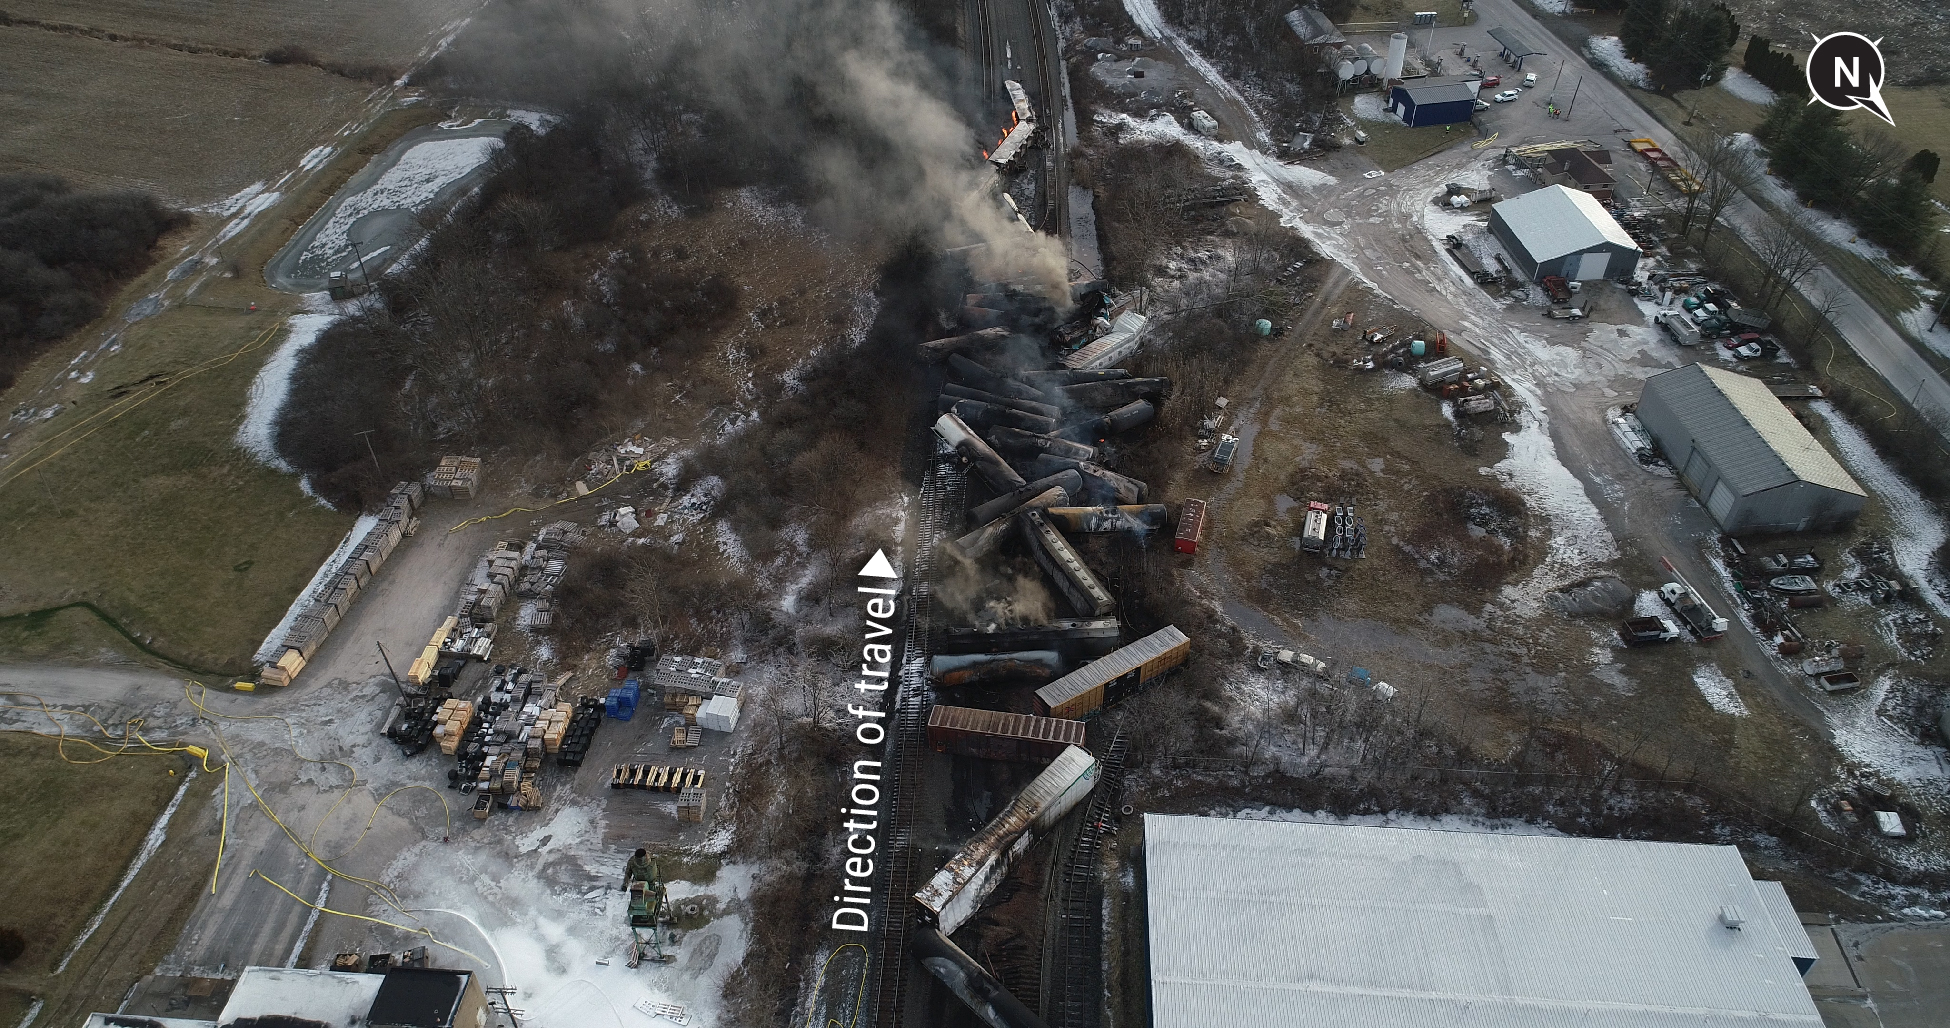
[1209,434,1238,472]
[1494,89,1520,103]
[1473,98,1490,111]
[1523,72,1538,87]
[1480,75,1501,89]
[1730,339,1765,360]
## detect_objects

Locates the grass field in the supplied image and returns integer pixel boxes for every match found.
[1337,97,1478,172]
[1884,86,1950,208]
[0,605,164,669]
[0,734,187,974]
[0,24,372,206]
[0,104,455,672]
[2,0,478,65]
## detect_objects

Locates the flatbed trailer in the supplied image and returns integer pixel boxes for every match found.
[1626,138,1702,195]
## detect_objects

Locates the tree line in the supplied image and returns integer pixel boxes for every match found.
[1618,0,1739,94]
[1755,100,1942,267]
[0,175,182,391]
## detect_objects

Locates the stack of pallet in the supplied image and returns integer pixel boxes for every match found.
[537,703,573,753]
[516,780,544,811]
[260,649,306,687]
[427,455,483,500]
[609,765,708,793]
[677,786,708,823]
[259,482,424,689]
[434,698,476,755]
[670,724,703,749]
[454,542,521,627]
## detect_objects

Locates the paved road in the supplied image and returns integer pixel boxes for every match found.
[1461,0,1950,436]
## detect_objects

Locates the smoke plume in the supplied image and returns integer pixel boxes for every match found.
[420,0,1071,297]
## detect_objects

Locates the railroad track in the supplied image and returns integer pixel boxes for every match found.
[868,442,964,1028]
[1048,730,1128,1027]
[1025,0,1065,234]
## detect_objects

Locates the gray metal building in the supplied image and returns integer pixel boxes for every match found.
[1637,364,1865,535]
[1488,184,1641,282]
[1143,814,1822,1028]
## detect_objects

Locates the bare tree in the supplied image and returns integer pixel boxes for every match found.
[1679,130,1758,245]
[1752,219,1824,310]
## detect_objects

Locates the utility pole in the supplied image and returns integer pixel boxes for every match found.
[348,236,374,290]
[1552,57,1564,98]
[376,641,403,690]
[1931,289,1950,331]
[355,429,382,477]
[1566,75,1582,118]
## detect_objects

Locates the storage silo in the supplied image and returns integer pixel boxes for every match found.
[1383,33,1408,81]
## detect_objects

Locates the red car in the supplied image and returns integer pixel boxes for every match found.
[1479,75,1501,89]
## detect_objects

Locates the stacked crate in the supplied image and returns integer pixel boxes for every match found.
[434,698,476,755]
[260,649,306,687]
[677,786,708,823]
[537,703,572,753]
[427,455,483,500]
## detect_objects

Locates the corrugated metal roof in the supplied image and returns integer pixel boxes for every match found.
[1491,184,1639,262]
[1035,625,1188,710]
[1144,815,1822,1028]
[1399,80,1479,106]
[1644,364,1863,498]
[1752,880,1819,967]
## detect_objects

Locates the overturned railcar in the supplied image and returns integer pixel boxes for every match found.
[1033,625,1189,718]
[926,704,1086,761]
[1019,509,1115,617]
[913,744,1098,934]
[937,618,1123,658]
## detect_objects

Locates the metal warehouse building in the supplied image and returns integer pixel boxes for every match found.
[1388,79,1477,127]
[1143,814,1822,1028]
[1637,364,1865,535]
[1488,183,1641,282]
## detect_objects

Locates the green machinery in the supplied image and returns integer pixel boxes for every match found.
[626,873,676,967]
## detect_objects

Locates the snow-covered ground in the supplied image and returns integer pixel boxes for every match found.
[215,188,284,245]
[236,313,338,472]
[1730,134,1927,277]
[1120,0,1272,146]
[1691,664,1750,716]
[1824,674,1950,796]
[1901,297,1950,360]
[1718,68,1776,105]
[1809,402,1950,618]
[300,136,503,272]
[1521,0,1576,13]
[1584,37,1652,90]
[1350,93,1394,123]
[1227,805,1567,836]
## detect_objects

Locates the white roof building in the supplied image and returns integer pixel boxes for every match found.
[1143,814,1821,1028]
[1488,183,1641,282]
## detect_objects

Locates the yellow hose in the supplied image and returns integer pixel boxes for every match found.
[447,458,657,533]
[252,870,486,966]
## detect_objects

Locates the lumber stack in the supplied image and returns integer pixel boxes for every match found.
[426,455,483,500]
[538,702,572,753]
[260,481,423,687]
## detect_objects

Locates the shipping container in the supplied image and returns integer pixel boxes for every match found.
[914,745,1098,933]
[927,704,1088,762]
[1034,625,1190,718]
[1175,499,1207,554]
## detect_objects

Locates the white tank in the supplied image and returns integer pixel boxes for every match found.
[1384,33,1408,81]
[1336,59,1357,81]
[1355,42,1379,75]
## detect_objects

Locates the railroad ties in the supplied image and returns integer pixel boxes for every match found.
[1049,730,1128,1028]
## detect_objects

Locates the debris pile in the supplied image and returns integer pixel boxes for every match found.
[443,667,578,808]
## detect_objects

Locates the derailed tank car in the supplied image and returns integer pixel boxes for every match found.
[1034,625,1189,718]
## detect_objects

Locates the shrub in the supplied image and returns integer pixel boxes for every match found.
[0,925,24,963]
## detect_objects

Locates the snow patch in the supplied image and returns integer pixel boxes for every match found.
[1585,37,1652,90]
[1691,665,1749,716]
[1901,300,1950,360]
[215,189,283,245]
[1350,93,1395,123]
[252,514,380,664]
[302,136,504,272]
[1809,401,1950,618]
[1522,0,1575,13]
[1826,674,1950,791]
[200,180,269,216]
[298,146,336,171]
[506,109,560,133]
[1487,414,1621,607]
[1228,806,1568,836]
[236,314,339,472]
[1718,68,1776,105]
[1119,0,1272,146]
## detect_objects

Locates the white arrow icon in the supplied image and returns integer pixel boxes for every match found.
[858,549,898,579]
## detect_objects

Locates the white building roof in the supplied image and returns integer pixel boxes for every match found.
[1492,184,1639,262]
[219,966,385,1027]
[1144,815,1822,1028]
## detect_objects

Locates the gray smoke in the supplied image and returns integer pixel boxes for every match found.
[427,0,1071,297]
[935,550,1058,629]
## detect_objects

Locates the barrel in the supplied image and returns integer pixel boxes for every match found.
[1411,339,1426,357]
[1254,319,1273,336]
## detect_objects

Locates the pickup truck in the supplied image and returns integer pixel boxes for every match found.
[1619,615,1682,645]
[1659,581,1729,639]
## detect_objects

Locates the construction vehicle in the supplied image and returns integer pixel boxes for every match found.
[1619,615,1682,646]
[626,871,676,967]
[1541,276,1572,304]
[1659,558,1729,640]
